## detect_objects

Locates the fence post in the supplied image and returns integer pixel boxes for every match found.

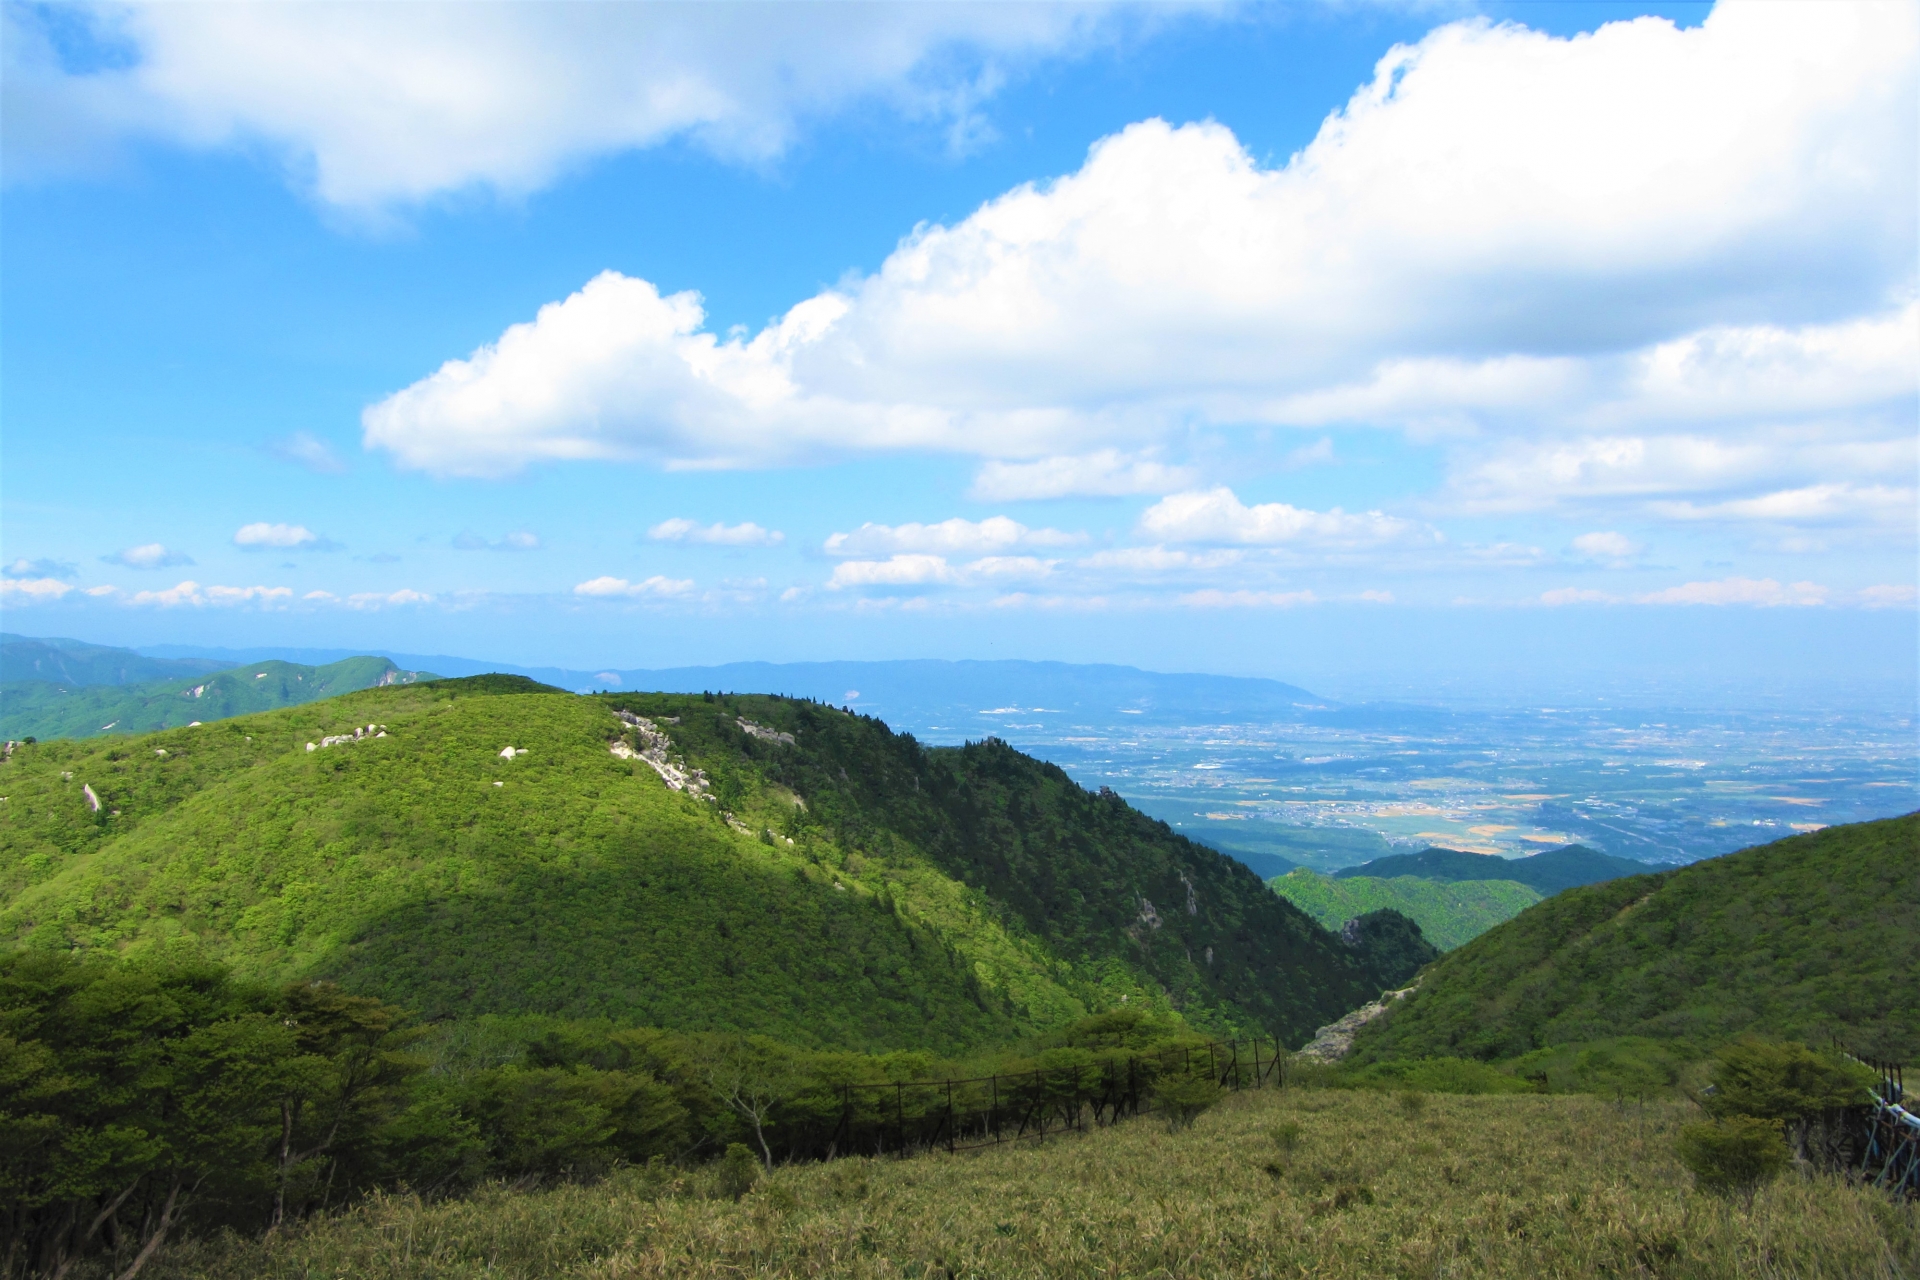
[991,1073,999,1143]
[896,1082,905,1156]
[947,1079,955,1153]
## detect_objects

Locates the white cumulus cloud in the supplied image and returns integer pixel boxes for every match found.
[234,522,335,551]
[1178,588,1318,608]
[126,581,295,608]
[824,516,1082,558]
[574,575,696,599]
[5,557,78,579]
[8,2,1157,209]
[1634,577,1827,607]
[356,1,1916,497]
[102,542,195,570]
[0,577,74,602]
[1571,531,1641,563]
[968,451,1196,501]
[649,518,784,547]
[453,530,541,551]
[346,589,433,609]
[1139,488,1426,547]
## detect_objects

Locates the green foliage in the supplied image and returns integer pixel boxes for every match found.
[1270,869,1542,950]
[0,948,424,1278]
[0,656,434,741]
[713,1144,760,1201]
[1701,1037,1876,1122]
[1336,908,1440,988]
[1503,1037,1692,1098]
[0,684,1382,1053]
[1332,1056,1538,1095]
[1675,1116,1789,1205]
[141,1090,1920,1280]
[1154,1071,1221,1130]
[1333,845,1655,895]
[1344,815,1920,1065]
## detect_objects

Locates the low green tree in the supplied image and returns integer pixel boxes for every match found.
[1675,1116,1788,1209]
[714,1143,761,1201]
[1156,1072,1221,1132]
[1702,1037,1875,1160]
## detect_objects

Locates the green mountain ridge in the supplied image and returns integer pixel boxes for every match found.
[1269,869,1543,951]
[0,678,1421,1054]
[1344,814,1920,1065]
[0,633,229,687]
[1334,843,1658,895]
[1,655,435,741]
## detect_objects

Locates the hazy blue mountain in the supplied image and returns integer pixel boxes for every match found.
[1,634,226,687]
[1333,844,1658,896]
[1,656,434,740]
[130,647,1336,726]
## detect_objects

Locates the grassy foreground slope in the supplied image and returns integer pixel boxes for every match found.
[1269,868,1542,950]
[149,1088,1914,1280]
[0,679,1388,1051]
[1346,814,1920,1065]
[0,655,433,740]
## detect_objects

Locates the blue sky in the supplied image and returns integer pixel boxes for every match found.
[2,0,1914,700]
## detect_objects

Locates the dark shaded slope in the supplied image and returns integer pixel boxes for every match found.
[1,656,435,740]
[1335,844,1657,895]
[609,695,1390,1043]
[1345,815,1920,1064]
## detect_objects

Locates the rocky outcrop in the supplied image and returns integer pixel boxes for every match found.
[611,710,711,799]
[1294,985,1417,1062]
[735,717,795,746]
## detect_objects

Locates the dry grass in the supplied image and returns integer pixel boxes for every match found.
[152,1089,1916,1279]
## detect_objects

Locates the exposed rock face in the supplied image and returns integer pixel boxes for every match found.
[1294,985,1417,1063]
[735,717,795,746]
[611,710,711,799]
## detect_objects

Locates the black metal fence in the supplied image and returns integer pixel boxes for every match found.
[775,1036,1289,1162]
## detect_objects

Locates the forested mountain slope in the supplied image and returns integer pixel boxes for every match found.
[1345,814,1920,1064]
[1334,844,1657,895]
[1270,869,1542,950]
[0,679,1402,1053]
[1,656,433,741]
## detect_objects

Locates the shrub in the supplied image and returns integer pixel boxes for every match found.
[1156,1073,1222,1131]
[1703,1037,1874,1122]
[1675,1116,1788,1208]
[1269,1120,1303,1153]
[714,1143,761,1201]
[1396,1090,1428,1118]
[1335,1056,1535,1095]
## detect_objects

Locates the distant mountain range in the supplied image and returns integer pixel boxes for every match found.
[1,635,433,740]
[0,633,229,686]
[123,643,1345,726]
[1334,844,1657,895]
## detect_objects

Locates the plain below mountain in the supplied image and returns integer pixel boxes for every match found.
[1333,843,1658,896]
